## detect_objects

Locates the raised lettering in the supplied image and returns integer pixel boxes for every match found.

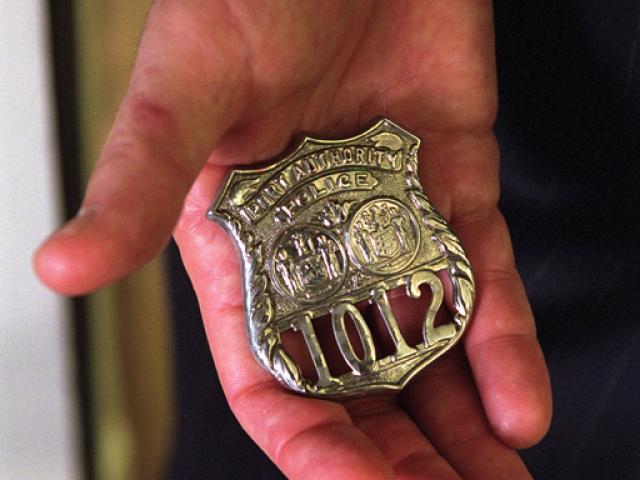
[407,270,456,346]
[331,302,377,374]
[355,172,369,187]
[337,173,352,189]
[371,288,416,358]
[329,148,342,166]
[386,152,400,170]
[291,313,335,387]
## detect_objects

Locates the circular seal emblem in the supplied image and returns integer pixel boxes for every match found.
[271,225,347,303]
[347,198,420,275]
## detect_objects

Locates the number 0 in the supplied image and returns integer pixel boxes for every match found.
[331,302,377,374]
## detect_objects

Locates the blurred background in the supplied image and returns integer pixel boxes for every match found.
[1,1,76,478]
[2,1,639,480]
[2,1,173,479]
[2,1,281,478]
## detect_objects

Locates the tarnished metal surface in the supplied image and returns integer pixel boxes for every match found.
[208,119,475,397]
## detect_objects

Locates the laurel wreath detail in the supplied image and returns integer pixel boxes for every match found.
[404,145,475,328]
[219,212,306,392]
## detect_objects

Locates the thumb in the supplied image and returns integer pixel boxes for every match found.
[35,2,249,295]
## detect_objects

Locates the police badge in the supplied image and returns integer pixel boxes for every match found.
[208,119,475,397]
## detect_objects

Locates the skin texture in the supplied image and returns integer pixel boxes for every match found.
[35,1,552,478]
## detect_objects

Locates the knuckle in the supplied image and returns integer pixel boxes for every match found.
[123,94,178,139]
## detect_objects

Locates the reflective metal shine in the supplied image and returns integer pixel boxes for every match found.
[208,119,475,397]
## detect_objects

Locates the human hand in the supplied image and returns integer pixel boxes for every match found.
[36,1,551,478]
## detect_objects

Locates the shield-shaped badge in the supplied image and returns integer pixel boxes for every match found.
[208,119,475,397]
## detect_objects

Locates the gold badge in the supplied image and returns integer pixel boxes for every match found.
[208,119,475,397]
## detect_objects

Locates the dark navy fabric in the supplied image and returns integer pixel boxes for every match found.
[495,1,640,479]
[166,2,640,478]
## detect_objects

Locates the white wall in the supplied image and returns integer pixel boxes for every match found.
[0,1,80,479]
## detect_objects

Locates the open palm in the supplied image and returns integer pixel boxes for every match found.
[37,1,551,478]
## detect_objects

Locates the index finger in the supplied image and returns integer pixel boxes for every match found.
[35,1,248,294]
